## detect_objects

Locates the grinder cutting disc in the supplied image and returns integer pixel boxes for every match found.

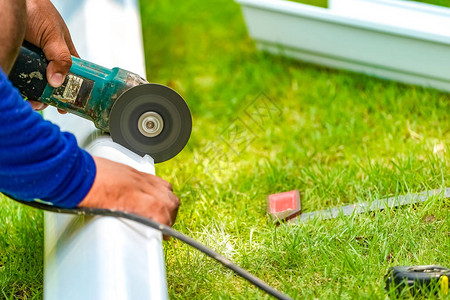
[109,84,192,163]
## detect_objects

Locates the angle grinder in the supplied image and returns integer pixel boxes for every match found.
[8,42,192,163]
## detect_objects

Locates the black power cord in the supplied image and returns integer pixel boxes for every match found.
[11,199,293,300]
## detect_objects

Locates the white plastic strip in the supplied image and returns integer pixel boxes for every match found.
[236,0,450,91]
[43,0,168,299]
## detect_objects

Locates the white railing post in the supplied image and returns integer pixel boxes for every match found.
[43,1,169,299]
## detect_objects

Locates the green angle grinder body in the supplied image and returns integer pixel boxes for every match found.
[9,43,192,163]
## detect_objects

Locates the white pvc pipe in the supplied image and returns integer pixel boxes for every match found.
[43,0,168,299]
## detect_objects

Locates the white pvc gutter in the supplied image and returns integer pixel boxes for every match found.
[43,0,168,299]
[236,0,450,92]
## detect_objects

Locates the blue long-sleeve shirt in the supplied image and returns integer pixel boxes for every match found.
[0,68,96,207]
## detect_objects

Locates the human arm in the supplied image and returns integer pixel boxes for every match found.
[0,0,180,226]
[0,0,88,206]
[0,69,180,226]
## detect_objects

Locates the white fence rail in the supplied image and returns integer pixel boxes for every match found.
[43,1,169,299]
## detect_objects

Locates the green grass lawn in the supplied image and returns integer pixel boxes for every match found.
[1,0,450,299]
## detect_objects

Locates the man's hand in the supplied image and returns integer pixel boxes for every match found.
[25,0,78,112]
[79,157,180,228]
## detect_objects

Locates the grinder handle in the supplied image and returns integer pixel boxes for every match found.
[9,42,49,101]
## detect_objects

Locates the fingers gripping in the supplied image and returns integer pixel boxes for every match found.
[43,38,72,87]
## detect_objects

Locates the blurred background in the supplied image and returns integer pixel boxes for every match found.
[1,0,449,298]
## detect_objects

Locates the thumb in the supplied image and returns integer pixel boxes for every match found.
[42,37,73,88]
